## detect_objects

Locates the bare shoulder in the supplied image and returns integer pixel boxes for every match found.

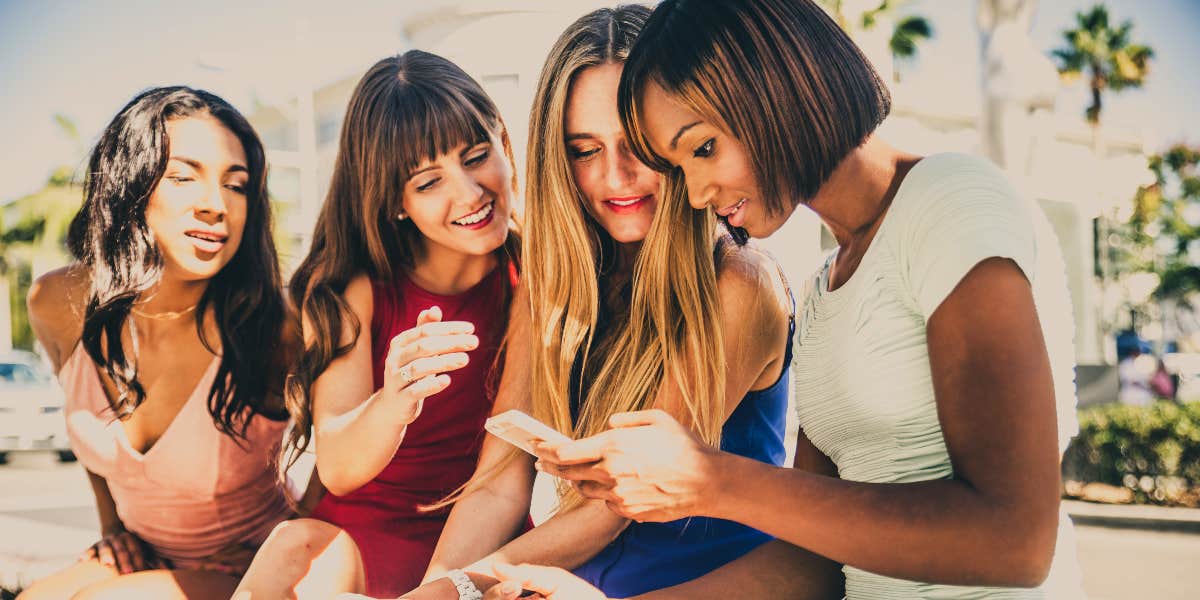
[715,243,790,334]
[299,271,374,350]
[27,264,89,369]
[342,272,374,317]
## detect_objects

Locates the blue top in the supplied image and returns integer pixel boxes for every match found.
[571,320,794,598]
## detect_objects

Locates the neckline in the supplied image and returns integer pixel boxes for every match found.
[65,342,221,459]
[400,263,502,300]
[819,156,928,299]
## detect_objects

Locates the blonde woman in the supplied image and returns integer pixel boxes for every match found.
[394,6,830,600]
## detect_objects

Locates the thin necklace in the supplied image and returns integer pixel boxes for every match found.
[131,303,197,321]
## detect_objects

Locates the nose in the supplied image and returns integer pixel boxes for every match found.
[606,146,640,191]
[684,172,715,210]
[193,180,227,224]
[453,168,487,208]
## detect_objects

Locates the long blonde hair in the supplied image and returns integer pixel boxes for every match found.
[523,6,726,511]
[435,5,727,514]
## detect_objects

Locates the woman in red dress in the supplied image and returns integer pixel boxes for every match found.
[232,50,520,599]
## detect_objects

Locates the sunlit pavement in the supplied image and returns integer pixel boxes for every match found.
[2,451,1199,598]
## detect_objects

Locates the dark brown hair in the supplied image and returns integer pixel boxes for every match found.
[285,50,519,467]
[618,0,892,212]
[68,86,287,437]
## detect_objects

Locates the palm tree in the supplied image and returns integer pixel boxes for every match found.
[0,114,83,350]
[819,0,933,80]
[889,14,933,63]
[1052,4,1153,126]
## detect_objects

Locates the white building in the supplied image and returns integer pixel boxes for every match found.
[249,0,1151,375]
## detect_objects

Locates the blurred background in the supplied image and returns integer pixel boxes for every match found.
[1,1,1199,598]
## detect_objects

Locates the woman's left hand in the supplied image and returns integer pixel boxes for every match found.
[483,563,608,600]
[533,409,722,522]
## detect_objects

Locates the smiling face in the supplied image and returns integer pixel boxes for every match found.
[145,115,248,283]
[638,82,799,239]
[564,63,660,244]
[400,130,513,260]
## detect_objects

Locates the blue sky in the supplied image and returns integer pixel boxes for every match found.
[1,0,1198,205]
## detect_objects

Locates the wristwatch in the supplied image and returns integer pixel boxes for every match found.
[446,569,483,600]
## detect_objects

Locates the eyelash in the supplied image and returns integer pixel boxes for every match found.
[693,138,715,158]
[415,147,491,192]
[165,175,246,195]
[568,147,600,161]
[464,148,490,167]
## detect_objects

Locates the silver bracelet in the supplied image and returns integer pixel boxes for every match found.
[445,569,483,600]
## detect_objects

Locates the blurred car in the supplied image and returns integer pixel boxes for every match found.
[0,349,75,463]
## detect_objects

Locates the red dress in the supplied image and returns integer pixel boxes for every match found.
[311,263,517,596]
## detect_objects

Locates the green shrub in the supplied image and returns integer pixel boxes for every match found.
[1062,401,1200,504]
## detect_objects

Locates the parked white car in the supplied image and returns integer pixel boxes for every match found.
[0,350,74,463]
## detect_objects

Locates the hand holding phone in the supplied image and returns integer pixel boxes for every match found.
[485,409,572,455]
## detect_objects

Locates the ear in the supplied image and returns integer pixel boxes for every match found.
[495,120,519,194]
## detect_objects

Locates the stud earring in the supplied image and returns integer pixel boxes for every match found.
[397,211,408,221]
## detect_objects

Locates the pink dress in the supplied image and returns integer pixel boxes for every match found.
[58,343,292,571]
[310,264,518,597]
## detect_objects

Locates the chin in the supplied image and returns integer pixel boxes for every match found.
[169,264,224,282]
[745,214,788,239]
[609,229,648,244]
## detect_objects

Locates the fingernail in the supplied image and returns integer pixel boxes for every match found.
[534,460,544,471]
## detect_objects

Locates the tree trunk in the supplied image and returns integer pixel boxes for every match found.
[1087,78,1103,126]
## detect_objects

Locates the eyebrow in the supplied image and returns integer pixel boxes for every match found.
[669,121,702,151]
[409,164,440,178]
[565,132,596,142]
[169,156,247,174]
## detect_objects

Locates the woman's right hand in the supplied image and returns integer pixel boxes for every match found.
[483,563,608,600]
[80,528,168,575]
[383,306,479,426]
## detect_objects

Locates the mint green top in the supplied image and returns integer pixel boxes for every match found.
[792,154,1085,599]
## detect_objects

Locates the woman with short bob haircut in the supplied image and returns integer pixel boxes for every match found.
[22,86,306,599]
[524,0,1086,598]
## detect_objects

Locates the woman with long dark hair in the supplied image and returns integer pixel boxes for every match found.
[526,0,1085,598]
[21,86,304,599]
[231,50,521,599]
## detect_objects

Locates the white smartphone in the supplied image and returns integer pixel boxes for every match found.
[485,409,572,455]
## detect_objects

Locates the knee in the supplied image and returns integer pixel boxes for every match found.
[69,582,121,600]
[263,518,330,555]
[15,586,43,600]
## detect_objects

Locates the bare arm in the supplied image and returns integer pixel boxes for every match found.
[416,283,539,593]
[697,259,1061,586]
[632,432,843,599]
[85,468,124,536]
[308,274,478,496]
[27,266,86,372]
[410,282,630,596]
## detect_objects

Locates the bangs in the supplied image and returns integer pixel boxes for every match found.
[388,78,496,183]
[620,0,891,213]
